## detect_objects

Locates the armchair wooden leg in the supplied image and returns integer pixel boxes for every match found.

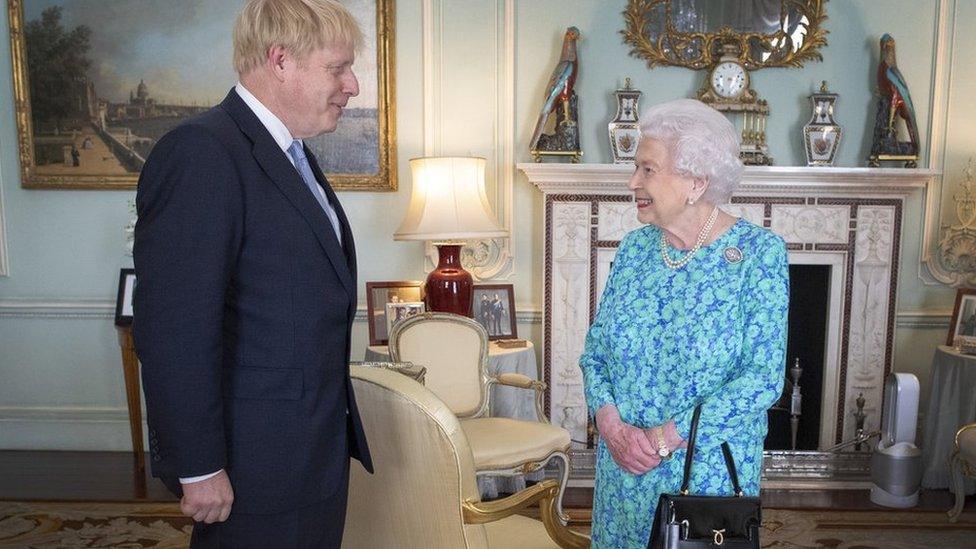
[539,487,590,549]
[553,451,571,525]
[463,480,590,549]
[948,451,965,523]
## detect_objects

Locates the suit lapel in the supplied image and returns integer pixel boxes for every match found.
[305,152,356,274]
[219,89,355,301]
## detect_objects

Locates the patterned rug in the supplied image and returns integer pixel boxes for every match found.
[0,502,191,548]
[2,501,975,548]
[761,508,976,549]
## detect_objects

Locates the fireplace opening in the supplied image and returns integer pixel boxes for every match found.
[765,264,831,451]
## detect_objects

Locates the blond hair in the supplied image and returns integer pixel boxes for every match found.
[233,0,364,75]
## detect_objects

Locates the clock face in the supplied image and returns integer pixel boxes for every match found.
[710,61,747,99]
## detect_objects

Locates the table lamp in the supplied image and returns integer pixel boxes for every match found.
[394,157,507,316]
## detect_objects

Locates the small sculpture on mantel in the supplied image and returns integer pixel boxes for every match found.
[529,26,582,163]
[869,34,920,168]
[803,81,842,166]
[608,77,641,164]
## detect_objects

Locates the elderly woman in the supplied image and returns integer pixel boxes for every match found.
[581,99,789,547]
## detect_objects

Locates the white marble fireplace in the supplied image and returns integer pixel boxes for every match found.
[519,164,934,479]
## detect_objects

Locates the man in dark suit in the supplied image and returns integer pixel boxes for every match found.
[132,1,371,546]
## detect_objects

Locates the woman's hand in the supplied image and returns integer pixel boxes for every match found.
[662,420,687,450]
[595,405,660,475]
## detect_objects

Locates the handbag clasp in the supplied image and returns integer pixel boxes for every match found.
[712,528,725,546]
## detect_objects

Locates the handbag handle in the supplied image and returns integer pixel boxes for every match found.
[678,404,744,497]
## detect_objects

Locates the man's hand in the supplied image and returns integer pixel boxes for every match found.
[181,470,234,523]
[595,405,660,475]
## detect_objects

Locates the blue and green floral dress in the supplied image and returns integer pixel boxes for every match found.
[581,218,789,548]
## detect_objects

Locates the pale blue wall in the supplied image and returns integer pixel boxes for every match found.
[0,0,969,450]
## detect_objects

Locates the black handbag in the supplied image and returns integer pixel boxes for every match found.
[647,405,762,548]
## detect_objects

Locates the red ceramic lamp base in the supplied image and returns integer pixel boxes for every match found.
[425,244,473,317]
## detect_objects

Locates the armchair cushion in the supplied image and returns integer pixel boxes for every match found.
[960,425,976,463]
[345,367,481,548]
[462,417,571,471]
[391,314,488,418]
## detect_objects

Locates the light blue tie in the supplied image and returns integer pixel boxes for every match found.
[287,140,342,245]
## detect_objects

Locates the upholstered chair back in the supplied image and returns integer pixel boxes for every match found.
[343,366,491,548]
[389,313,489,418]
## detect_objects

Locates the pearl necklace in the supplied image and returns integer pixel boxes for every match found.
[660,207,719,270]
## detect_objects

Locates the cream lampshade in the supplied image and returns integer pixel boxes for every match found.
[394,157,507,316]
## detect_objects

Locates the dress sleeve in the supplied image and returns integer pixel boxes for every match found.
[673,235,789,450]
[579,233,629,417]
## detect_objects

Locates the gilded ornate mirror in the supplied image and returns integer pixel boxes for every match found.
[622,0,829,70]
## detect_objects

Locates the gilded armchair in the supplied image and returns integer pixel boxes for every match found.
[948,421,976,522]
[344,365,588,548]
[389,312,572,521]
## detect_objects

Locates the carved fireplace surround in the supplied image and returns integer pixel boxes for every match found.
[518,164,935,486]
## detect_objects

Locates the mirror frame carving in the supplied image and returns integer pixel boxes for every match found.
[621,0,829,70]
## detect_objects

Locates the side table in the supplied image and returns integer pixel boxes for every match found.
[921,345,976,494]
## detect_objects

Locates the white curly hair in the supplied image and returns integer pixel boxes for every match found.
[638,99,743,205]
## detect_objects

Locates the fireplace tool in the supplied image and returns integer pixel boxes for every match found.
[827,393,881,452]
[770,358,804,450]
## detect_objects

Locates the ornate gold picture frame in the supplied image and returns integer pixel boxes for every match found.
[6,0,397,191]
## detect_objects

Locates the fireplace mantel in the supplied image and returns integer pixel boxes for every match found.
[519,163,935,484]
[518,164,936,196]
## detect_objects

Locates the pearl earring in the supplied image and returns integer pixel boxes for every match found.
[687,197,696,205]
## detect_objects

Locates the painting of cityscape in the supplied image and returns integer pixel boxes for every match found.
[8,0,396,190]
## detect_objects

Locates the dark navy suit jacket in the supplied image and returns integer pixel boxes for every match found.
[133,89,372,515]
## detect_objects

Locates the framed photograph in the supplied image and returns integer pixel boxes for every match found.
[947,288,976,346]
[366,280,424,346]
[385,301,425,338]
[114,268,136,326]
[7,0,396,191]
[471,284,517,340]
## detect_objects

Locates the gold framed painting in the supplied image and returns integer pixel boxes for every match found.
[6,0,396,191]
